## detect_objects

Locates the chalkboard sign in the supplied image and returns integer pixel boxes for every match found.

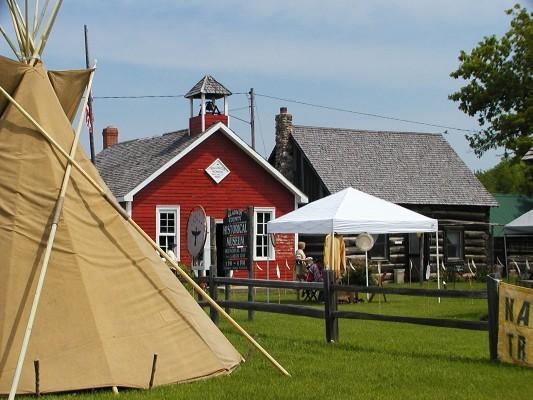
[222,209,250,270]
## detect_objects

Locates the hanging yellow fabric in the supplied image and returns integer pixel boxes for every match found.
[324,234,346,278]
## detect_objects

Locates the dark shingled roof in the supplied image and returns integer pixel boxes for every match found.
[292,125,497,206]
[95,129,194,198]
[184,75,232,99]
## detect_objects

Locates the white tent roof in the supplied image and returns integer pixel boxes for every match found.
[505,209,533,235]
[267,187,438,234]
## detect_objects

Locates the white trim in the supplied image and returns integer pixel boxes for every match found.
[254,207,276,261]
[125,201,132,217]
[155,205,180,261]
[122,122,308,204]
[201,93,205,132]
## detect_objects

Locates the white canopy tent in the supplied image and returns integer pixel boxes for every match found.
[505,209,533,235]
[267,187,441,288]
[503,209,533,270]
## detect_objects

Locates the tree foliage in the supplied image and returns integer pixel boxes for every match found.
[449,4,532,157]
[476,159,533,195]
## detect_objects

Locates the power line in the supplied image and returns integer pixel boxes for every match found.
[93,94,184,99]
[92,92,248,100]
[254,93,480,135]
[89,91,478,135]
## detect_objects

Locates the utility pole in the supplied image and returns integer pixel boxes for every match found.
[84,24,96,163]
[249,88,255,150]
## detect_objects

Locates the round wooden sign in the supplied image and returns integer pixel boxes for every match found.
[187,206,207,258]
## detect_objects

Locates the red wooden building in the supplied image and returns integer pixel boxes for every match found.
[95,76,307,279]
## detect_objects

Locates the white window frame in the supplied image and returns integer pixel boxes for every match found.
[254,207,275,261]
[156,205,180,260]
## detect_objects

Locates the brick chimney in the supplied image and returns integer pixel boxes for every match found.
[102,126,118,149]
[274,107,294,182]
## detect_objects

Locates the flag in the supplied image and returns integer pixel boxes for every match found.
[441,262,446,271]
[285,259,290,270]
[255,263,263,271]
[513,260,521,276]
[526,258,530,271]
[497,257,504,267]
[349,260,356,271]
[84,98,93,134]
[409,259,413,271]
[276,264,281,279]
[229,269,234,278]
[425,264,431,280]
[471,258,477,271]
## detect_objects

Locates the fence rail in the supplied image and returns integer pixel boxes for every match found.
[196,267,497,357]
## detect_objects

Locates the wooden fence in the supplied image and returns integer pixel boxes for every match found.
[196,268,499,360]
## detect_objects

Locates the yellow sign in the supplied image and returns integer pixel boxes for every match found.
[498,282,533,367]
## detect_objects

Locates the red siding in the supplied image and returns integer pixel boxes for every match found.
[132,130,296,280]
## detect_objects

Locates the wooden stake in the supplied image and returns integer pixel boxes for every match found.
[148,354,158,389]
[33,360,40,397]
[6,66,96,400]
[0,82,291,378]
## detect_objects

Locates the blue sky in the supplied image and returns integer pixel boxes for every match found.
[1,0,528,170]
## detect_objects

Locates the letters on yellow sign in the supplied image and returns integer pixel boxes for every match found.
[498,283,533,367]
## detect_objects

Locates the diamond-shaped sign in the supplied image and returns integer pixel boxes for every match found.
[205,158,230,184]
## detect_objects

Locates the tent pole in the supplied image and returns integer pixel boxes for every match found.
[365,251,369,301]
[7,66,96,400]
[0,85,291,377]
[435,227,441,304]
[504,234,508,280]
[331,228,334,272]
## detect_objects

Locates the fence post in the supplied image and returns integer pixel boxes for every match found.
[486,274,499,362]
[209,264,219,325]
[323,269,338,343]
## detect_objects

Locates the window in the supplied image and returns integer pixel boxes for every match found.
[445,230,463,261]
[254,208,275,260]
[369,234,388,260]
[156,206,180,259]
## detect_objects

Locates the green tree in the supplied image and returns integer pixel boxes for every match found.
[476,158,533,195]
[449,4,532,157]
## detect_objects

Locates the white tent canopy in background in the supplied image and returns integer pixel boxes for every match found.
[505,209,533,235]
[503,209,533,269]
[267,187,440,290]
[267,187,438,234]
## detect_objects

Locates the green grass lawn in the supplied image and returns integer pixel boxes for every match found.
[49,282,532,400]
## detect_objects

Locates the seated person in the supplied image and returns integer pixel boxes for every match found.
[295,241,312,281]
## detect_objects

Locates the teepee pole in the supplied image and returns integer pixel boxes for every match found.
[31,0,63,63]
[0,25,21,60]
[7,66,96,400]
[0,83,291,378]
[6,1,25,58]
[33,0,39,35]
[34,0,50,36]
[129,219,292,377]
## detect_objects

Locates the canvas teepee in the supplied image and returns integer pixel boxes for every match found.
[0,1,248,395]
